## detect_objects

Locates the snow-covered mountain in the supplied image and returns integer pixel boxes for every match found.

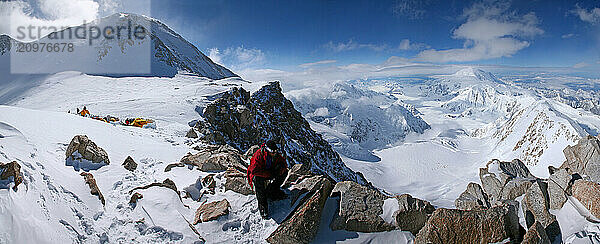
[287,82,430,161]
[1,13,236,79]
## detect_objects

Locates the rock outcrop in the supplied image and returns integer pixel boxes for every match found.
[522,180,561,242]
[522,221,551,244]
[561,135,600,182]
[65,135,110,171]
[415,203,522,244]
[455,182,491,210]
[547,168,574,210]
[195,82,368,185]
[394,194,435,235]
[267,175,334,244]
[185,128,198,138]
[193,199,230,224]
[571,179,600,219]
[80,172,105,205]
[122,156,137,172]
[329,181,395,232]
[0,161,23,191]
[479,159,536,204]
[129,192,143,206]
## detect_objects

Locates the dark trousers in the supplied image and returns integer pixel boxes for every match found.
[253,173,286,213]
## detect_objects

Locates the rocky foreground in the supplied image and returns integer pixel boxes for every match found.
[3,81,600,243]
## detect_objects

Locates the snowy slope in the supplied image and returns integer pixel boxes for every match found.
[1,13,237,79]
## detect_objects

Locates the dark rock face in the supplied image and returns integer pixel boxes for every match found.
[193,199,230,224]
[201,174,216,194]
[175,145,247,172]
[479,159,536,204]
[329,181,395,233]
[572,179,600,220]
[224,167,253,195]
[394,194,435,235]
[415,203,522,244]
[267,175,333,244]
[196,82,368,185]
[455,182,491,210]
[80,172,105,205]
[129,192,143,206]
[522,221,551,244]
[0,161,23,191]
[66,135,110,165]
[122,156,137,172]
[561,135,600,182]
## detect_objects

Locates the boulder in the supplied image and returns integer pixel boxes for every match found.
[329,181,395,232]
[267,175,333,244]
[122,156,137,172]
[224,167,253,195]
[186,128,198,138]
[561,135,600,182]
[547,168,573,210]
[130,178,180,200]
[0,161,23,191]
[571,179,600,219]
[414,203,522,244]
[179,145,247,172]
[522,221,551,244]
[287,175,330,206]
[65,135,110,168]
[394,194,435,235]
[80,172,105,205]
[244,145,260,160]
[455,182,491,210]
[193,199,230,224]
[523,180,555,228]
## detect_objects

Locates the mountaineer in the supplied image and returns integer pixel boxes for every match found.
[247,140,289,219]
[79,106,90,117]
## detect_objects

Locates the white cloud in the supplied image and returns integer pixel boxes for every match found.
[1,0,100,40]
[325,39,427,53]
[573,62,589,69]
[561,33,576,39]
[299,60,337,68]
[208,46,266,71]
[572,4,600,24]
[415,1,543,63]
[392,0,431,20]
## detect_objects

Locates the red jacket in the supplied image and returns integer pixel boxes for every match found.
[247,144,288,187]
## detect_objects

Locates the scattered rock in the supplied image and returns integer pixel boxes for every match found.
[130,178,180,199]
[66,135,110,164]
[415,203,522,244]
[329,181,395,232]
[80,172,105,205]
[561,135,600,182]
[522,221,551,244]
[164,162,184,172]
[394,194,435,235]
[122,156,137,172]
[571,179,600,219]
[186,128,198,138]
[244,145,260,160]
[129,192,143,206]
[224,167,253,195]
[0,161,23,191]
[267,175,333,244]
[193,199,230,224]
[548,168,573,210]
[455,182,491,210]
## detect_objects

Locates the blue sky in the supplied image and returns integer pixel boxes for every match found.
[145,0,600,73]
[1,0,599,78]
